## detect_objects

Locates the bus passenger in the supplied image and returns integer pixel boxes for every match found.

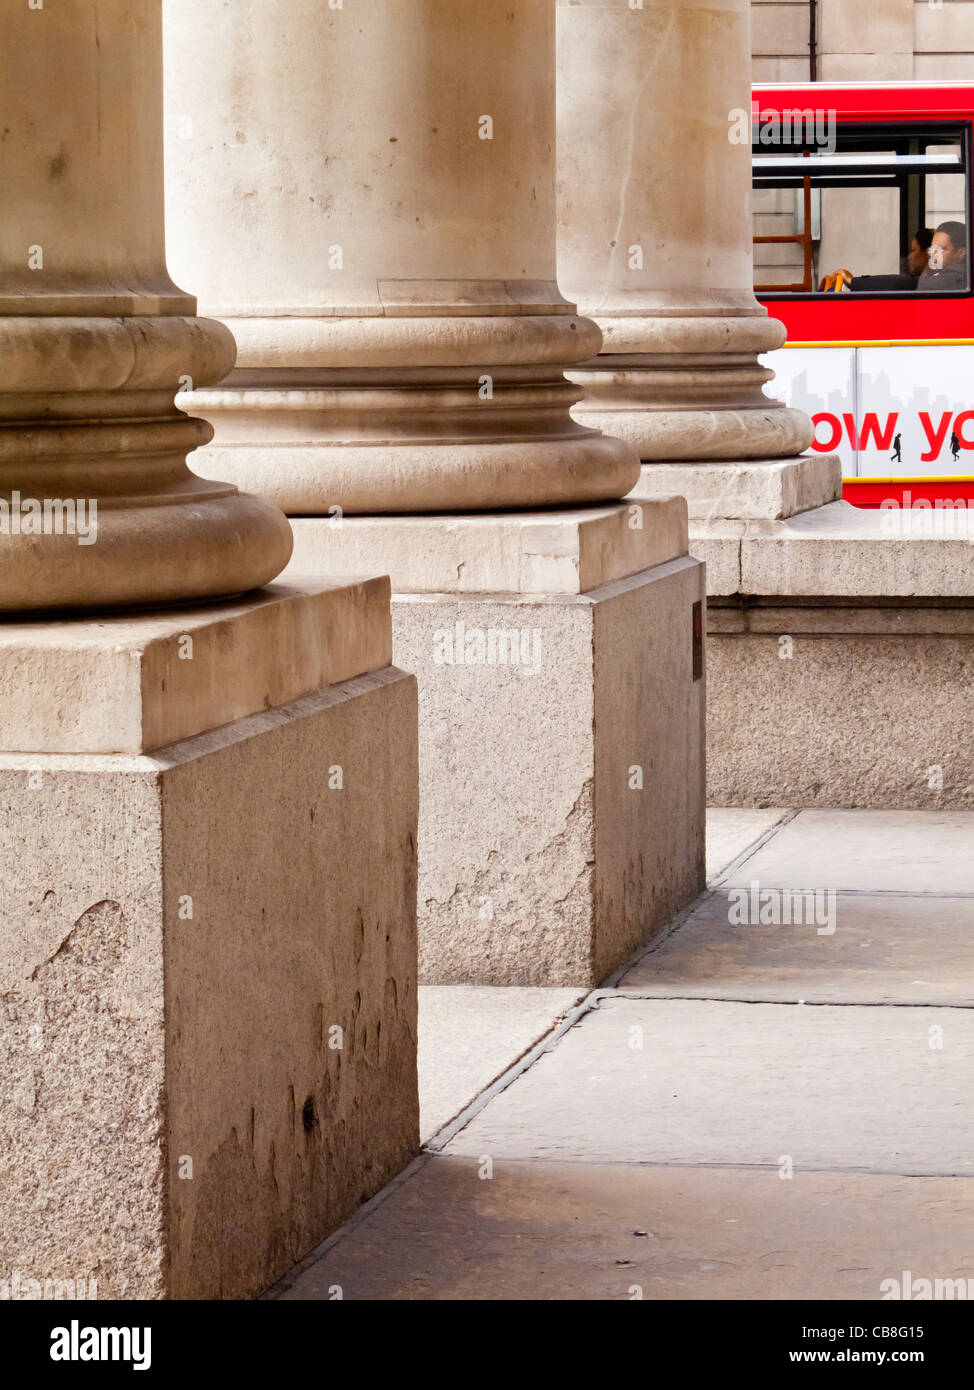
[919,222,968,290]
[905,228,934,278]
[842,228,933,292]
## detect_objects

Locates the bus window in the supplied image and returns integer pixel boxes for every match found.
[752,125,971,296]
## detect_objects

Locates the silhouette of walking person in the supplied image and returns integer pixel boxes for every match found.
[890,433,902,463]
[951,430,961,463]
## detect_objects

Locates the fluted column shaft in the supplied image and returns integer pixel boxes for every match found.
[163,0,639,513]
[556,0,811,462]
[0,0,291,611]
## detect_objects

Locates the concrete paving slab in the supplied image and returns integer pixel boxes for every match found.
[418,986,585,1141]
[620,892,974,1004]
[445,998,974,1174]
[723,809,974,895]
[275,1155,974,1301]
[705,807,791,882]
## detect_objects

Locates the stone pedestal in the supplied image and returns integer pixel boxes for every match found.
[286,505,706,986]
[555,0,811,463]
[0,582,419,1299]
[1,0,291,610]
[162,0,705,985]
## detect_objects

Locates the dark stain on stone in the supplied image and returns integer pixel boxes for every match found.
[50,148,68,180]
[353,907,365,963]
[301,1095,317,1135]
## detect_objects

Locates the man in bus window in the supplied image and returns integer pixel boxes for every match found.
[919,222,968,290]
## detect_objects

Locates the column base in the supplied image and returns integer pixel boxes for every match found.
[566,331,814,464]
[180,312,641,513]
[285,505,705,986]
[0,316,292,612]
[0,581,418,1299]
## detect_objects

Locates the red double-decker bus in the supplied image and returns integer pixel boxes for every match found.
[752,81,974,507]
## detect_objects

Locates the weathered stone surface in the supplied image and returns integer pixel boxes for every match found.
[287,501,688,596]
[630,454,842,522]
[0,670,419,1300]
[0,579,392,754]
[445,996,974,1174]
[394,557,705,986]
[708,626,974,809]
[274,1155,974,1301]
[695,502,974,599]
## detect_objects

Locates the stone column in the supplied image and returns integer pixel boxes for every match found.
[1,1,419,1299]
[164,0,638,513]
[165,0,706,986]
[556,0,838,523]
[0,0,292,610]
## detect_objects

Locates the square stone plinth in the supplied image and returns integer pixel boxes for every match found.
[0,578,391,754]
[0,584,419,1299]
[628,453,842,522]
[286,505,706,986]
[288,501,688,595]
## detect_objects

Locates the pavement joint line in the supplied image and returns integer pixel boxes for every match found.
[414,992,587,1146]
[598,808,803,985]
[706,807,800,889]
[601,891,710,980]
[426,1152,974,1180]
[420,865,789,1156]
[600,991,974,1008]
[422,988,607,1153]
[706,888,974,900]
[264,808,974,1292]
[259,1152,433,1300]
[419,972,949,1159]
[426,804,971,1154]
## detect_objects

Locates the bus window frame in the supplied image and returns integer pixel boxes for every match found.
[753,118,974,302]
